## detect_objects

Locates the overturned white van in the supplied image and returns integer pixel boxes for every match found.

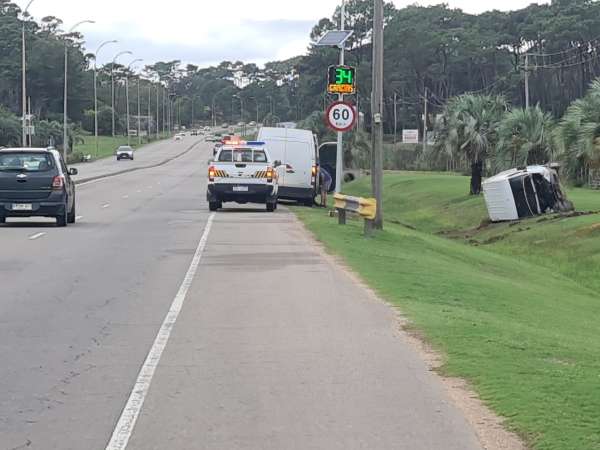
[482,165,573,222]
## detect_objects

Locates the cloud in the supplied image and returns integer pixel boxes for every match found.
[22,0,549,67]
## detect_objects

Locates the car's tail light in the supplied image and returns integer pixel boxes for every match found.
[208,166,216,182]
[266,166,274,183]
[52,176,65,190]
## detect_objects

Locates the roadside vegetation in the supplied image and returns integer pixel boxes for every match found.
[70,132,171,163]
[294,172,600,450]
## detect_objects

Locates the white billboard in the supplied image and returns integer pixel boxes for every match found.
[402,129,419,144]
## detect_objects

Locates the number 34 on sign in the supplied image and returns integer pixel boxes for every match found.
[326,101,357,132]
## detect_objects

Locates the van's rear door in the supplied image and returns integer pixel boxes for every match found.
[283,140,312,189]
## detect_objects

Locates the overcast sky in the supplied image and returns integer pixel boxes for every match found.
[24,0,547,68]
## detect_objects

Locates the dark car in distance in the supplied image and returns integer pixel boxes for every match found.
[0,148,78,227]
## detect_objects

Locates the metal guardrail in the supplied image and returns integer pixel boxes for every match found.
[334,193,377,235]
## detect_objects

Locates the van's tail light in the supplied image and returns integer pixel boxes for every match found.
[266,166,274,183]
[52,176,65,190]
[208,166,216,182]
[312,165,317,177]
[311,165,317,186]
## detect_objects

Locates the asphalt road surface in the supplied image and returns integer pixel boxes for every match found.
[0,137,483,450]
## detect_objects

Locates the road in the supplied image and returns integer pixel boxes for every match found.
[0,137,483,450]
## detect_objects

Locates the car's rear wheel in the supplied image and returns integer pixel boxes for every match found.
[67,199,76,224]
[266,202,276,212]
[56,207,68,227]
[0,216,5,224]
[209,201,221,212]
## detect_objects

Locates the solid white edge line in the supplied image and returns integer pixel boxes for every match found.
[28,232,46,240]
[105,212,216,450]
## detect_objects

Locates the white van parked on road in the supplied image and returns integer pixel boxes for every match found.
[257,127,318,206]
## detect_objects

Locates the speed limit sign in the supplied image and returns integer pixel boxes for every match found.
[326,101,357,132]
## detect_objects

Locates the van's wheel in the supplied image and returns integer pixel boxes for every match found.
[0,216,5,224]
[303,198,313,208]
[209,201,220,212]
[67,200,76,224]
[56,208,68,227]
[266,202,276,212]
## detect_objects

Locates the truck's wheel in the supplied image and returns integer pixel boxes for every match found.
[266,202,276,212]
[209,201,220,212]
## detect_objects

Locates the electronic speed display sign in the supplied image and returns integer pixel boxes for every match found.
[326,101,357,132]
[327,65,357,95]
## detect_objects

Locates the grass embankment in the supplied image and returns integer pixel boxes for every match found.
[72,133,171,161]
[294,172,600,450]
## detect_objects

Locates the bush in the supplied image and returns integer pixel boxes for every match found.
[0,107,21,147]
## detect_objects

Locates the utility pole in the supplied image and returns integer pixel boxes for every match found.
[125,74,130,145]
[137,77,141,146]
[335,0,346,194]
[94,40,117,158]
[147,83,151,142]
[64,20,94,161]
[21,0,35,147]
[393,92,398,147]
[525,53,530,109]
[156,84,160,139]
[371,0,384,230]
[423,86,428,154]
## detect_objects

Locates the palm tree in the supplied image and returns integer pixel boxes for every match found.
[554,79,600,183]
[434,94,507,194]
[495,106,555,172]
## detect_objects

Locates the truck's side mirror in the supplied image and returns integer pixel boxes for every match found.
[273,160,282,168]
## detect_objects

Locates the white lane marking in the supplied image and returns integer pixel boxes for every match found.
[76,216,83,221]
[136,190,142,193]
[29,232,46,240]
[122,195,129,199]
[105,213,216,450]
[102,203,111,209]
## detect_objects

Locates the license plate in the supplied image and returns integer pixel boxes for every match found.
[12,203,32,211]
[233,186,249,192]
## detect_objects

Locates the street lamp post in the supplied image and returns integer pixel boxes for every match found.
[63,19,94,161]
[21,0,35,147]
[111,50,132,137]
[93,40,117,158]
[125,58,143,146]
[137,76,142,146]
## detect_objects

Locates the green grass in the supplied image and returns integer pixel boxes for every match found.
[294,172,600,450]
[72,133,170,161]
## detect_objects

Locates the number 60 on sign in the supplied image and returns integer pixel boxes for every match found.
[326,101,357,132]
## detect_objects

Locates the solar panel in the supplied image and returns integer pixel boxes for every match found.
[314,30,354,47]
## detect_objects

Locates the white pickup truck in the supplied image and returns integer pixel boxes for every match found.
[206,141,279,212]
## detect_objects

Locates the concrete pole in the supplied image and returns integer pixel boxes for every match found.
[423,87,428,154]
[393,92,398,147]
[371,0,384,230]
[93,41,117,158]
[524,54,529,108]
[138,76,142,147]
[156,84,160,139]
[64,20,94,161]
[21,0,35,147]
[335,0,346,194]
[125,74,130,145]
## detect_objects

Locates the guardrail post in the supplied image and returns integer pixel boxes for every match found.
[364,219,374,237]
[338,208,346,225]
